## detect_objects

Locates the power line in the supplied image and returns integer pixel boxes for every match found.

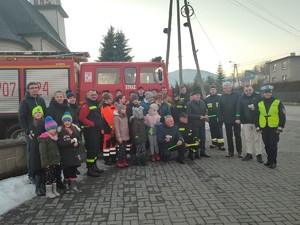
[226,0,300,40]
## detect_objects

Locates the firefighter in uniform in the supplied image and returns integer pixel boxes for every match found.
[171,92,187,123]
[101,94,117,166]
[177,112,200,160]
[79,89,103,177]
[255,85,286,169]
[204,85,225,150]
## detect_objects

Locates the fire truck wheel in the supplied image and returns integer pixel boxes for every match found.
[5,125,25,141]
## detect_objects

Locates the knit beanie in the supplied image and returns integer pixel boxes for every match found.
[45,116,58,131]
[116,103,126,115]
[62,111,73,123]
[145,91,153,100]
[130,93,139,102]
[32,105,44,116]
[66,89,75,99]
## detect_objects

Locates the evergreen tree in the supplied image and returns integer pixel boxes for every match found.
[204,75,216,94]
[216,64,226,91]
[98,26,133,62]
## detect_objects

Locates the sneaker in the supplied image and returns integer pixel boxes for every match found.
[155,154,160,161]
[256,154,263,163]
[242,153,253,161]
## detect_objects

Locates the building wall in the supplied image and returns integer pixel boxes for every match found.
[24,36,62,51]
[290,57,300,81]
[0,42,29,51]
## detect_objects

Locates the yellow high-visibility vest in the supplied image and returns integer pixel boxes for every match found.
[258,99,280,128]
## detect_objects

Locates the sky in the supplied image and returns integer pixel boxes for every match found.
[62,0,300,76]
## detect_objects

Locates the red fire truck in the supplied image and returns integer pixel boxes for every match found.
[0,52,170,139]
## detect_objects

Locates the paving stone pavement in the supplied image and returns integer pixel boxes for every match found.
[1,120,300,225]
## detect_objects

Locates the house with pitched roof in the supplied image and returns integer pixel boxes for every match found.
[0,0,69,52]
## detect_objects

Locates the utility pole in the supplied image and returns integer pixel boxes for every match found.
[177,0,183,86]
[229,61,240,87]
[182,0,206,97]
[165,0,173,72]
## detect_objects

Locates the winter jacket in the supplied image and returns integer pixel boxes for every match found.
[186,99,207,126]
[46,98,78,126]
[236,92,262,124]
[157,123,184,149]
[114,111,130,141]
[101,103,117,134]
[57,125,81,170]
[171,99,186,123]
[144,112,161,135]
[38,132,61,168]
[140,99,152,116]
[156,102,171,123]
[19,92,47,135]
[130,117,147,143]
[219,92,241,124]
[79,98,102,130]
[177,121,198,144]
[204,94,222,123]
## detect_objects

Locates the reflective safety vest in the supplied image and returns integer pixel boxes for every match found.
[258,99,280,128]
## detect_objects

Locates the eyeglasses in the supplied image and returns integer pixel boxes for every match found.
[29,86,39,89]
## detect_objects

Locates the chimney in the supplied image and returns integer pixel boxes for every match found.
[290,52,296,56]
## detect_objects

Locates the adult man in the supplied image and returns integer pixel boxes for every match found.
[179,85,190,104]
[161,87,172,106]
[236,85,263,163]
[177,112,200,160]
[186,89,210,158]
[219,81,242,158]
[19,82,47,184]
[137,86,145,102]
[255,85,286,169]
[157,115,185,164]
[154,93,171,123]
[204,85,225,151]
[79,89,103,177]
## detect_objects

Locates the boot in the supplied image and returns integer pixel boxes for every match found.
[46,185,56,198]
[92,163,104,173]
[35,175,45,196]
[256,154,263,163]
[56,180,66,190]
[140,157,147,166]
[151,155,156,162]
[123,160,129,167]
[40,173,46,195]
[188,151,194,160]
[64,180,71,194]
[70,180,82,193]
[155,154,160,161]
[52,183,61,197]
[242,153,253,161]
[87,167,101,177]
[117,160,125,168]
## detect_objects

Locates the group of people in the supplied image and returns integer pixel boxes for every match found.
[18,81,286,198]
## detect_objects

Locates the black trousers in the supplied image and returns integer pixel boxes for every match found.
[262,127,279,165]
[209,122,224,140]
[83,128,101,167]
[225,123,242,153]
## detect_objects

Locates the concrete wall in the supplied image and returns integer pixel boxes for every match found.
[0,140,27,180]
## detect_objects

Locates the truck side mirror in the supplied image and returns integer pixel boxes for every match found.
[158,69,163,82]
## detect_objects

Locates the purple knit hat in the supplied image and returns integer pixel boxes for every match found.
[44,116,58,131]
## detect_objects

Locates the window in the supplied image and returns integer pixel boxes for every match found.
[272,64,277,72]
[282,61,287,70]
[96,68,120,85]
[124,67,136,84]
[282,75,287,81]
[271,77,277,82]
[140,66,164,84]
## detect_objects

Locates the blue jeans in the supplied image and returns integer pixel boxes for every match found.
[194,125,206,155]
[25,135,34,178]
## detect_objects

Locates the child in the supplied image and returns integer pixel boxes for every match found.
[38,116,61,198]
[114,104,130,168]
[101,94,117,166]
[130,106,147,166]
[29,105,45,196]
[57,112,82,193]
[144,103,161,162]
